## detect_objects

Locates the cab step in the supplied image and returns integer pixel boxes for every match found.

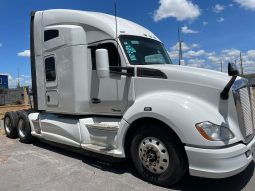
[81,143,122,157]
[86,123,119,131]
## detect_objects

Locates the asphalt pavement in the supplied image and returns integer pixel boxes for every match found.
[0,127,255,191]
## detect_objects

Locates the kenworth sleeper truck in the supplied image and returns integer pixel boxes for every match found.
[3,9,255,186]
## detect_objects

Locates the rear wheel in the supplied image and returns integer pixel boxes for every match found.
[17,111,33,143]
[130,123,187,186]
[4,112,18,138]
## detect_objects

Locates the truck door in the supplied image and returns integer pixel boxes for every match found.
[89,41,129,115]
[42,28,61,108]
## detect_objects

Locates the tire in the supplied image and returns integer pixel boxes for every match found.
[4,112,18,138]
[17,110,33,143]
[130,123,188,186]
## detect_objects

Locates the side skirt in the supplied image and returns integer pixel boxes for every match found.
[37,137,126,164]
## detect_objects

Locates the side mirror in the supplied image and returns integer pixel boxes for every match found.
[228,63,239,76]
[96,49,109,78]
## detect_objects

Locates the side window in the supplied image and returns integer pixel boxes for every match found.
[44,30,59,42]
[45,57,56,82]
[90,43,120,70]
[0,78,2,84]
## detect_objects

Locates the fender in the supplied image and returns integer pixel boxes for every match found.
[116,92,243,152]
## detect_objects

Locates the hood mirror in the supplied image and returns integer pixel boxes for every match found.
[221,63,239,100]
[228,63,239,76]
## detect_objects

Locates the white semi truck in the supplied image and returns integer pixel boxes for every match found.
[3,9,255,186]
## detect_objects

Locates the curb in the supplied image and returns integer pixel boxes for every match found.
[0,120,3,129]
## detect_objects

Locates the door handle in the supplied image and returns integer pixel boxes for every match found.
[47,95,50,102]
[91,98,101,104]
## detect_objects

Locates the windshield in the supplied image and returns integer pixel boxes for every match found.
[120,35,172,65]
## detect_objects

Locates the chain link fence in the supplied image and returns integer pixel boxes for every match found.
[249,77,255,87]
[242,74,255,87]
[0,86,29,106]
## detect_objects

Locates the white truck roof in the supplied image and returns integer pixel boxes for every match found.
[41,9,160,41]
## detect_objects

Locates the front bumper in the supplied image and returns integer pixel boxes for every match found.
[185,136,255,179]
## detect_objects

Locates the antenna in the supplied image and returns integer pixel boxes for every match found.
[114,0,118,40]
[114,0,120,66]
[178,27,183,65]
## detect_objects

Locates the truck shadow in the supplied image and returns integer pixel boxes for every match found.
[173,162,254,191]
[32,139,254,191]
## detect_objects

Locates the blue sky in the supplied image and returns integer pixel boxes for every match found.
[0,0,255,86]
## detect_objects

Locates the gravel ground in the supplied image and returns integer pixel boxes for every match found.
[0,128,254,191]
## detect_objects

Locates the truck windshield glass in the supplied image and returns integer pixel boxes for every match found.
[120,35,172,65]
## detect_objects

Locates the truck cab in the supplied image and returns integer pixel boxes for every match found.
[4,9,255,186]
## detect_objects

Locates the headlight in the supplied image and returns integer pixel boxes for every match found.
[195,121,235,141]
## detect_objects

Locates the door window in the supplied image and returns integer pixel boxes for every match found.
[44,30,59,42]
[90,43,120,70]
[45,57,56,82]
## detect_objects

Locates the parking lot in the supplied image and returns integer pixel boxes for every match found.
[0,127,254,191]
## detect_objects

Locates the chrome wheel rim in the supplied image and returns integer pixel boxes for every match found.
[4,117,11,134]
[139,137,169,174]
[18,119,26,138]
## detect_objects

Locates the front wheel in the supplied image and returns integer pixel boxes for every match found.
[130,124,187,186]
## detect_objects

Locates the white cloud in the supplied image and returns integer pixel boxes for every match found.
[234,0,255,11]
[187,58,206,68]
[213,4,225,13]
[168,50,179,60]
[191,43,199,48]
[202,21,208,26]
[204,49,255,74]
[21,75,31,78]
[207,55,219,63]
[18,50,30,57]
[217,17,225,22]
[153,0,201,21]
[184,49,209,58]
[170,42,193,51]
[229,3,234,7]
[168,41,255,74]
[222,48,240,57]
[181,25,199,34]
[0,43,2,47]
[168,42,194,60]
[5,73,31,87]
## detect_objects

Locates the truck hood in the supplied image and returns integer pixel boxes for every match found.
[137,64,232,90]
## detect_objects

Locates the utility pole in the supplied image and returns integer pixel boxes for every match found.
[240,51,244,75]
[178,27,183,65]
[17,68,20,88]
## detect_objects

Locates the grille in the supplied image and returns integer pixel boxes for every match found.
[233,81,255,142]
[239,88,254,136]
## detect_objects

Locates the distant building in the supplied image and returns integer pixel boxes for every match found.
[0,74,8,89]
